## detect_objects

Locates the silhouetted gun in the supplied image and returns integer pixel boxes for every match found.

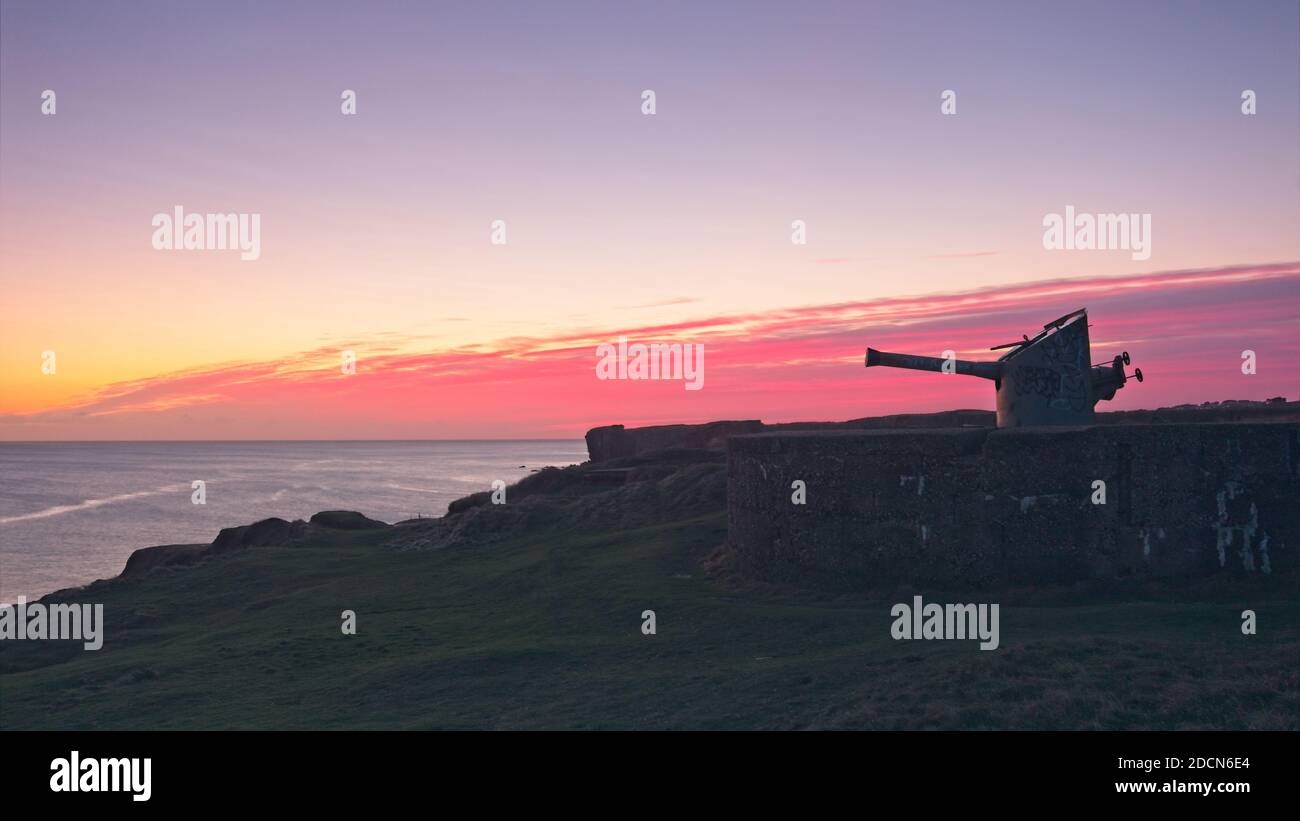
[865,308,1141,428]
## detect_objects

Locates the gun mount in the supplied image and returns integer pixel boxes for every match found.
[864,308,1141,428]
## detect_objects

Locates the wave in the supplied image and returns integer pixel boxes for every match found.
[383,482,455,494]
[0,484,188,526]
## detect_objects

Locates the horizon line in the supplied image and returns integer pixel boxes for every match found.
[3,397,1295,444]
[0,437,589,444]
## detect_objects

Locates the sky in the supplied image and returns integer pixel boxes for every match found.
[1,0,1297,439]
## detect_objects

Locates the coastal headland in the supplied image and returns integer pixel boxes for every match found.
[2,401,1297,729]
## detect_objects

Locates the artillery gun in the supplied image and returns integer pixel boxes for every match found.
[864,308,1141,427]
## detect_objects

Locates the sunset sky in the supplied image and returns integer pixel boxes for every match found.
[2,1,1297,439]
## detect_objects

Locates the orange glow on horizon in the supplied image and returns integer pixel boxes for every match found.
[3,262,1296,440]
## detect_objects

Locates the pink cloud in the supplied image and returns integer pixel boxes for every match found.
[924,250,1001,259]
[4,262,1297,439]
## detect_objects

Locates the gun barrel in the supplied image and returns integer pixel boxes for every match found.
[864,348,1001,380]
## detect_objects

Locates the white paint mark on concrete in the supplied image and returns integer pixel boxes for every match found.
[1213,483,1266,572]
[1239,502,1260,572]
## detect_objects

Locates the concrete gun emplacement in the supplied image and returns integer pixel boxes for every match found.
[864,308,1142,428]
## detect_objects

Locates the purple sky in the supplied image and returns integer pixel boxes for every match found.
[1,1,1297,436]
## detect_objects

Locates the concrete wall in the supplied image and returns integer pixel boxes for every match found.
[726,423,1299,588]
[585,401,1300,462]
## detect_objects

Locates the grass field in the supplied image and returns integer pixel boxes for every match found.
[2,493,1297,729]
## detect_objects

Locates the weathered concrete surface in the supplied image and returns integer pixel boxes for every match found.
[584,401,1300,462]
[726,423,1298,588]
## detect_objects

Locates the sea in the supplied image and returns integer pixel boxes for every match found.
[0,440,587,604]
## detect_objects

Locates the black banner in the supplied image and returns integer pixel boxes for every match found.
[1,730,1285,807]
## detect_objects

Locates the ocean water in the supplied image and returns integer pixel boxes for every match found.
[0,440,586,604]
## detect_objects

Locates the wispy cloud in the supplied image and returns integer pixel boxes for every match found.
[4,262,1296,439]
[620,297,702,309]
[925,250,1000,259]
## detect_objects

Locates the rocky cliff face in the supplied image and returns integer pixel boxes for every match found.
[585,420,764,462]
[121,511,389,577]
[94,401,1300,592]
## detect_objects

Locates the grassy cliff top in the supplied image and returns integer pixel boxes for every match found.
[2,451,1297,730]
